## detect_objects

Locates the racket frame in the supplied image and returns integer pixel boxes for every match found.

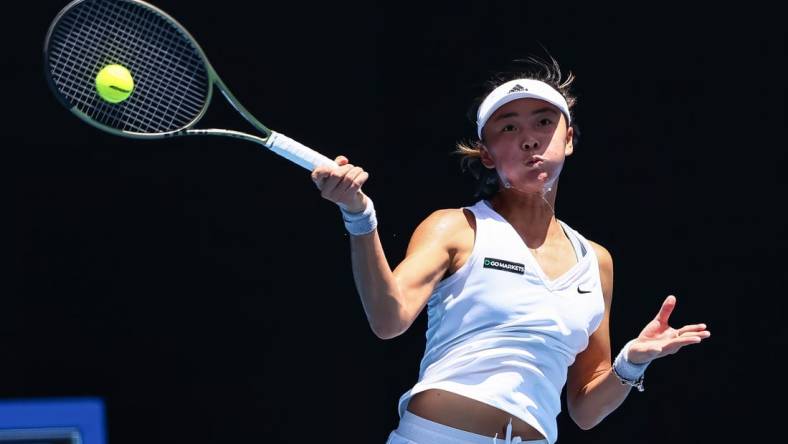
[44,0,337,170]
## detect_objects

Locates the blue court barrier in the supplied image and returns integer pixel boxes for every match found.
[0,397,106,443]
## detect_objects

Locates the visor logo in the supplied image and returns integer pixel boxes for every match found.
[508,84,528,93]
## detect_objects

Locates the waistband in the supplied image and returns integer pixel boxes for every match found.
[395,410,549,444]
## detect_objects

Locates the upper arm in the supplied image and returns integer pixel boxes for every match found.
[566,240,614,412]
[390,208,473,336]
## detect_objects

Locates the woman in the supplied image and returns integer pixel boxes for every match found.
[311,58,710,444]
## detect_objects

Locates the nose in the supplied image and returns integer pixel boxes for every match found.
[520,140,539,151]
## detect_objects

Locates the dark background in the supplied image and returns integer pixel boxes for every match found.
[6,1,785,443]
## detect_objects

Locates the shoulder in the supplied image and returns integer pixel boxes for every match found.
[587,240,614,301]
[408,208,475,253]
[587,240,613,272]
[418,208,475,232]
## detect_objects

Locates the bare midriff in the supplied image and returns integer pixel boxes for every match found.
[406,389,546,440]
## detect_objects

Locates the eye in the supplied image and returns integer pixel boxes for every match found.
[501,123,517,132]
[537,118,554,127]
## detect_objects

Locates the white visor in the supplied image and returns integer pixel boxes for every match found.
[476,79,571,139]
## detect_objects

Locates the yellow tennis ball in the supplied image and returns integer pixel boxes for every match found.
[95,64,134,103]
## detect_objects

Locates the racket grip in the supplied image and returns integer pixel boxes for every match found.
[265,131,338,171]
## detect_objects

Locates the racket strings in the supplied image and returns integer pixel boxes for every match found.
[94,0,207,131]
[51,4,186,133]
[52,3,162,129]
[73,0,206,131]
[46,0,210,134]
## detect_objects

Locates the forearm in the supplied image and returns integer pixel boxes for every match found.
[571,366,633,430]
[349,230,403,339]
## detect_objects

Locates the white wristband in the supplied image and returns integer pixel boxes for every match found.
[612,339,650,392]
[339,197,377,236]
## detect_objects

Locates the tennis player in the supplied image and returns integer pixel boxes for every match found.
[311,57,711,444]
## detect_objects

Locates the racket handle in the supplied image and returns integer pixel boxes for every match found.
[265,131,338,171]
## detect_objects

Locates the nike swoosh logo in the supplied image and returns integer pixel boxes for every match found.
[577,284,592,294]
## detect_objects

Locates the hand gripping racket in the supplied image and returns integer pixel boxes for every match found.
[44,0,338,171]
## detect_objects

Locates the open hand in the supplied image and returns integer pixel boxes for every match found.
[627,295,711,364]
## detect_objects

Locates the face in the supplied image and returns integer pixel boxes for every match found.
[480,98,574,193]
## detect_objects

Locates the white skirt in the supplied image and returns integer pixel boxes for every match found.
[386,410,549,444]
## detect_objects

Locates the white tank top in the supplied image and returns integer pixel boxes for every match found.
[397,200,606,444]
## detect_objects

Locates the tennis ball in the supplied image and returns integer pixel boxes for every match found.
[95,64,134,103]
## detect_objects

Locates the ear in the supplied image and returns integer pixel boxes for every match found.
[564,126,574,157]
[479,144,496,169]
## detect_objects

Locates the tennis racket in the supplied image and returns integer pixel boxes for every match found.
[43,0,338,171]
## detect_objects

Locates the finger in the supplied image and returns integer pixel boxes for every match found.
[311,174,329,191]
[667,335,707,351]
[354,171,370,188]
[338,167,366,193]
[321,164,354,196]
[339,171,370,201]
[312,163,330,175]
[654,294,677,325]
[335,155,349,166]
[677,323,708,335]
[649,335,705,358]
[676,330,711,340]
[311,168,330,184]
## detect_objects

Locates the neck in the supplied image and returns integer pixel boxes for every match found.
[489,184,561,249]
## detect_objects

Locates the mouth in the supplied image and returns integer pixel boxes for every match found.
[526,157,545,167]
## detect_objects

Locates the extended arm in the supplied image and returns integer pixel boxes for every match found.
[312,156,467,339]
[566,242,711,429]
